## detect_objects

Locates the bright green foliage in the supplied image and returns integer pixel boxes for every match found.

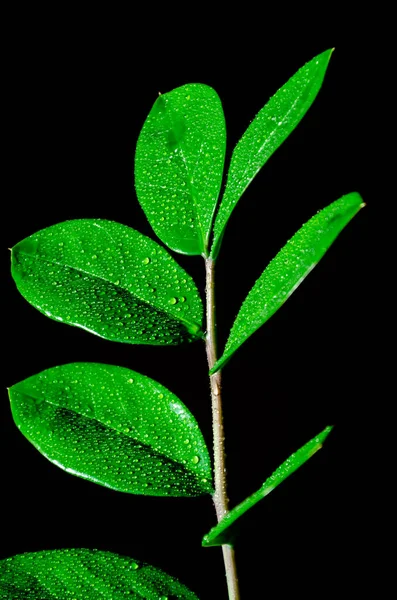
[135,83,226,256]
[202,426,333,547]
[210,49,333,258]
[0,549,199,599]
[6,49,365,600]
[8,363,213,496]
[211,192,364,374]
[11,219,203,345]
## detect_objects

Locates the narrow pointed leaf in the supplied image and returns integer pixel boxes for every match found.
[0,549,200,599]
[8,363,213,496]
[135,83,226,256]
[202,426,333,547]
[211,192,364,374]
[210,48,333,258]
[11,219,203,345]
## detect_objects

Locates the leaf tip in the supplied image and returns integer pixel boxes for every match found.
[314,47,334,70]
[323,424,334,437]
[314,425,334,448]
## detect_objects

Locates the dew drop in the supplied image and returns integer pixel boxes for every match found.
[192,455,200,464]
[127,378,134,384]
[168,297,177,305]
[142,257,150,265]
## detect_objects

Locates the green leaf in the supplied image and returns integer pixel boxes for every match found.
[8,362,213,496]
[211,192,364,374]
[135,83,226,256]
[210,48,333,259]
[202,426,333,547]
[11,219,204,345]
[0,548,200,599]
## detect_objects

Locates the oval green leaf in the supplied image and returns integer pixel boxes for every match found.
[202,426,333,547]
[0,548,200,599]
[8,363,213,496]
[135,83,226,256]
[211,192,364,374]
[210,48,333,259]
[11,219,203,345]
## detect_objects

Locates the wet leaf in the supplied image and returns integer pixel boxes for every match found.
[0,548,200,599]
[211,192,364,374]
[8,363,213,496]
[135,83,226,256]
[11,219,203,345]
[210,49,333,258]
[202,426,333,547]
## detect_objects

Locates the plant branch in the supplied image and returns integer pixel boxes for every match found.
[205,257,240,600]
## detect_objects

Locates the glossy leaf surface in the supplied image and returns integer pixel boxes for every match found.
[202,426,333,547]
[135,83,226,256]
[0,548,199,599]
[210,49,333,258]
[11,219,203,345]
[8,363,213,496]
[211,192,364,373]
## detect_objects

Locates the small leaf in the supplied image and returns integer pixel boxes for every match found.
[11,219,203,345]
[202,426,333,547]
[210,48,333,258]
[8,363,213,496]
[0,548,200,599]
[135,83,226,256]
[211,192,364,374]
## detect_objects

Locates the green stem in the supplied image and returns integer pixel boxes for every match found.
[205,257,240,600]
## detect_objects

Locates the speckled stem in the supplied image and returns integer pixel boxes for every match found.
[205,257,240,600]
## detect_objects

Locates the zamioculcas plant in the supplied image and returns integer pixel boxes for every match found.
[1,48,364,599]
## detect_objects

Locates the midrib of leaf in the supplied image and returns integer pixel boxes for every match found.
[15,388,200,471]
[165,101,207,252]
[43,559,139,600]
[8,557,190,600]
[39,561,112,600]
[16,248,202,335]
[243,96,300,196]
[219,84,308,221]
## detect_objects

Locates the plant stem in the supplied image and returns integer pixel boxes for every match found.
[205,257,240,600]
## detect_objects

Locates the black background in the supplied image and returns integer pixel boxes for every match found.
[2,11,375,600]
